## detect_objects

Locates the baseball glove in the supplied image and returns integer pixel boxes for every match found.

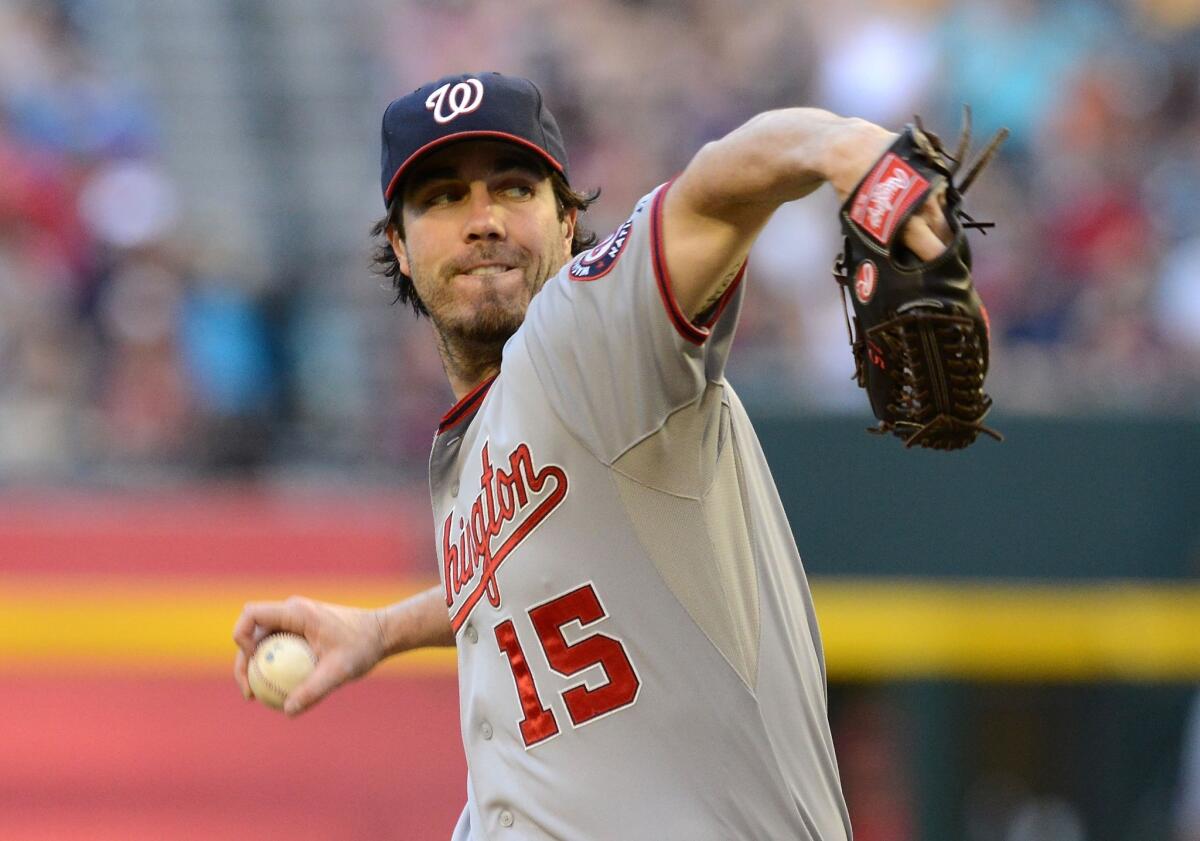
[833,107,1008,450]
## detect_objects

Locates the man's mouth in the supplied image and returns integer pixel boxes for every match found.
[462,264,516,277]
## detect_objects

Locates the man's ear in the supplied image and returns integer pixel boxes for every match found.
[561,207,577,256]
[387,224,411,277]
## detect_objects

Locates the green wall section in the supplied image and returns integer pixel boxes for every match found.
[754,414,1200,580]
[754,414,1200,841]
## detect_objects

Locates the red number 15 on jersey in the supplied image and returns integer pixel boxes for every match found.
[495,582,641,748]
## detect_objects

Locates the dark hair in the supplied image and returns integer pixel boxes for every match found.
[370,170,600,316]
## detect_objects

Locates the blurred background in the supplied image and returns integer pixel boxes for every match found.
[1,0,1198,838]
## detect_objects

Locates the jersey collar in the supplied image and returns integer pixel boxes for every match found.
[437,373,498,435]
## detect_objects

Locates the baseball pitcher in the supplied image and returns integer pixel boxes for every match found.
[233,71,998,839]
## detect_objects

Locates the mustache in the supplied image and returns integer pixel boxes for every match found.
[445,246,528,276]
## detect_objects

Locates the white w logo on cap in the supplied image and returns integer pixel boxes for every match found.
[425,79,485,124]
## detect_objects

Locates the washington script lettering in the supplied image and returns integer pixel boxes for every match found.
[442,441,568,632]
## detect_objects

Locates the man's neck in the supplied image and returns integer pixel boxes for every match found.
[436,331,504,401]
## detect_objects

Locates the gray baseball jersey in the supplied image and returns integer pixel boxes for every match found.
[431,183,851,841]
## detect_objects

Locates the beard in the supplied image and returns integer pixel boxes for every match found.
[416,241,564,371]
[431,283,526,346]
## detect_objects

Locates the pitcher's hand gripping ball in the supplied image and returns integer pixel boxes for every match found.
[834,108,1008,450]
[248,632,317,711]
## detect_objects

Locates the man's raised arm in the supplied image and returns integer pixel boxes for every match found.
[663,108,951,320]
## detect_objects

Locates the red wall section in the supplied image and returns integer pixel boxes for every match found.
[0,488,437,578]
[2,674,465,840]
[0,488,465,839]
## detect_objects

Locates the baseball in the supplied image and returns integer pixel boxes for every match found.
[248,632,317,711]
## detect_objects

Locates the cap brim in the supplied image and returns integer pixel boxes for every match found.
[383,130,567,203]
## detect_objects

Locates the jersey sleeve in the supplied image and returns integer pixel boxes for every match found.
[517,180,746,464]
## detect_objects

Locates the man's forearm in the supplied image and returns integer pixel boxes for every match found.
[376,585,455,656]
[684,107,876,215]
[664,107,888,318]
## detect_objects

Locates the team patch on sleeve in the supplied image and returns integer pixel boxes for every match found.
[569,218,633,281]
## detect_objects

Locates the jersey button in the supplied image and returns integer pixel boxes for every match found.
[464,624,478,644]
[450,480,460,496]
[498,810,514,828]
[480,721,493,740]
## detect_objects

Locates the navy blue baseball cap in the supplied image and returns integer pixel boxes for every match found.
[380,72,570,207]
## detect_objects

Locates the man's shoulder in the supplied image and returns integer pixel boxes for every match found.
[551,184,666,291]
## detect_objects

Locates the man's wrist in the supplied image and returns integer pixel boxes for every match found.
[817,117,897,202]
[376,586,455,656]
[373,607,393,659]
[376,598,421,657]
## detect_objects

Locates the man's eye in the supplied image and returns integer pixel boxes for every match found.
[426,190,456,207]
[501,184,534,199]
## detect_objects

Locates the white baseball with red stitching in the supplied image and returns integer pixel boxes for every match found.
[248,632,317,711]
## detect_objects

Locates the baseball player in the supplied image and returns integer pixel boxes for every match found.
[233,72,951,840]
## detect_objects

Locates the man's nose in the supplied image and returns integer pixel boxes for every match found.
[463,184,505,242]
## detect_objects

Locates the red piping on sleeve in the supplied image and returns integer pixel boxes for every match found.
[697,260,746,329]
[649,181,745,345]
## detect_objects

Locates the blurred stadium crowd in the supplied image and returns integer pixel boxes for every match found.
[1,0,1198,483]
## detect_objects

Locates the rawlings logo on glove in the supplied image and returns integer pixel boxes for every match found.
[850,154,929,244]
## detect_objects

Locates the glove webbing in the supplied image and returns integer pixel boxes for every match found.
[866,310,1003,449]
